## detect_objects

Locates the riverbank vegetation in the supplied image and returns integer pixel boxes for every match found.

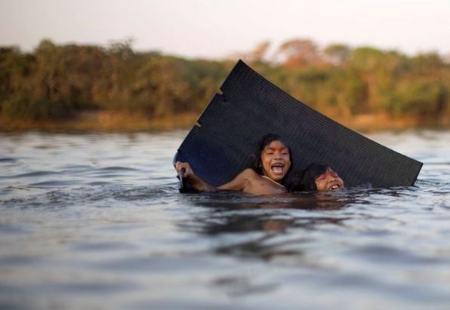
[1,39,449,131]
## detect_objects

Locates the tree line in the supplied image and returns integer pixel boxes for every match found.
[1,39,449,125]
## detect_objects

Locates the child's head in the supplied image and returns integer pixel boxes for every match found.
[300,163,344,191]
[253,134,292,182]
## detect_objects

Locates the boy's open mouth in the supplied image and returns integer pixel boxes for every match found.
[327,181,342,190]
[271,163,285,175]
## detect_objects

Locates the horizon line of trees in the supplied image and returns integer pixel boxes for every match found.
[0,38,449,123]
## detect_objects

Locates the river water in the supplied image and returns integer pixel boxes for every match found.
[0,130,449,309]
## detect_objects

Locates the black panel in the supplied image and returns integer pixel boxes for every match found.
[175,60,422,188]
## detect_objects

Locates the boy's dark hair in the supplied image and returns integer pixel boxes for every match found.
[250,133,293,176]
[285,163,330,192]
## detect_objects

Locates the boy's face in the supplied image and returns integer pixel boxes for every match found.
[260,140,291,181]
[315,168,344,191]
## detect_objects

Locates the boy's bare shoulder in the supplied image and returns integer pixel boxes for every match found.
[240,168,258,177]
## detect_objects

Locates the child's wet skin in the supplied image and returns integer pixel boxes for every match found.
[260,140,291,182]
[315,168,344,191]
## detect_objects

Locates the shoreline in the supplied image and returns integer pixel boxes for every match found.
[0,111,449,133]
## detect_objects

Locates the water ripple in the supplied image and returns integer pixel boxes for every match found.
[1,131,450,309]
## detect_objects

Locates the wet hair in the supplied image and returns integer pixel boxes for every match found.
[285,163,330,192]
[250,133,293,177]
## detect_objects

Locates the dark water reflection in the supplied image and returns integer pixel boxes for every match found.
[1,131,450,309]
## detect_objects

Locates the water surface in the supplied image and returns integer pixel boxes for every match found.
[1,130,450,309]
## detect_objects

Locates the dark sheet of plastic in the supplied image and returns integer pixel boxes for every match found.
[174,60,422,188]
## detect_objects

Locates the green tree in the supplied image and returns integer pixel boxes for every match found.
[323,44,351,66]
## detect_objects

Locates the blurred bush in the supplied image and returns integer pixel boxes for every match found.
[0,39,449,125]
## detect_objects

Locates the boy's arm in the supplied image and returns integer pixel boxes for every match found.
[217,168,254,191]
[175,162,216,192]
